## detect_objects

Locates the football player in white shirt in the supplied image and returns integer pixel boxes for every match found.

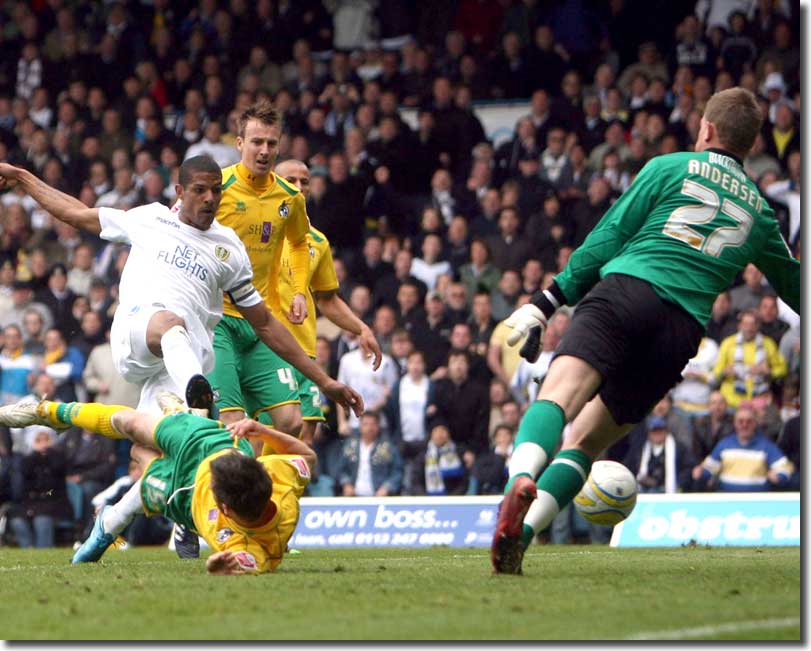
[0,156,363,419]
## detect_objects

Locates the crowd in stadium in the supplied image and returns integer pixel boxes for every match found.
[0,0,800,548]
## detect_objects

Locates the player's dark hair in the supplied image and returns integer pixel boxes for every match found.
[237,100,281,138]
[210,452,273,522]
[178,155,221,187]
[703,87,763,159]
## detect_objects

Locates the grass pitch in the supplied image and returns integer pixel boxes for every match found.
[0,545,799,640]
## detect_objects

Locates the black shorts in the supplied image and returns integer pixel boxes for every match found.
[554,273,703,425]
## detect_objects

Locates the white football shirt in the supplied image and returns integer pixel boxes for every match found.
[99,203,262,373]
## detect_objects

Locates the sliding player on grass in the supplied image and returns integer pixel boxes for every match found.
[0,155,364,558]
[0,398,335,574]
[492,87,800,574]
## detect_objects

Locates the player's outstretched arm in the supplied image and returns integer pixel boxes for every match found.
[236,302,365,417]
[0,163,101,234]
[226,418,317,469]
[314,289,382,370]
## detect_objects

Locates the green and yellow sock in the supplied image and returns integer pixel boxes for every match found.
[40,401,131,439]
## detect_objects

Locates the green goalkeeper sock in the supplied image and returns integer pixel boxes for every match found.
[504,400,566,493]
[521,449,592,548]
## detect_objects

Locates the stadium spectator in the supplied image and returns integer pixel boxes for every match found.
[410,233,451,292]
[419,423,468,496]
[54,426,117,537]
[472,424,514,495]
[1,324,38,404]
[692,404,793,492]
[777,414,800,490]
[728,263,773,316]
[386,350,434,495]
[713,309,787,409]
[338,411,404,497]
[486,206,532,273]
[624,416,695,493]
[458,238,501,303]
[8,427,73,548]
[706,290,738,344]
[671,336,720,420]
[689,390,735,461]
[428,350,490,465]
[41,327,85,403]
[756,294,790,345]
[336,332,399,436]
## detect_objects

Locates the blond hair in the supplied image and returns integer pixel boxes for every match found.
[237,100,281,138]
[702,87,763,159]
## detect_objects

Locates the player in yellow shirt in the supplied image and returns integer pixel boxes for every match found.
[273,159,382,447]
[208,101,311,436]
[0,398,326,574]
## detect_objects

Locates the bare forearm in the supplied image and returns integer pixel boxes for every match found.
[255,423,316,468]
[17,168,101,234]
[316,292,365,335]
[251,308,332,387]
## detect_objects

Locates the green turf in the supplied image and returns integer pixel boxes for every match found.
[0,545,799,640]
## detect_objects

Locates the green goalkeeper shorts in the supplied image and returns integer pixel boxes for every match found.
[140,412,254,530]
[207,314,301,419]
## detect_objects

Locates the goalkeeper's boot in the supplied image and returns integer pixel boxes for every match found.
[72,506,115,564]
[185,374,215,419]
[173,523,200,559]
[491,475,536,575]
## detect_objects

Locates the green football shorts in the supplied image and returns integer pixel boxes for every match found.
[140,412,254,530]
[208,314,301,419]
[294,365,325,422]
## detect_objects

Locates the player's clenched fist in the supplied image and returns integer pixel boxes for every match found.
[0,162,21,189]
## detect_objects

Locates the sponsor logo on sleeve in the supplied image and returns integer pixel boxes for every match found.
[234,551,258,571]
[208,508,219,521]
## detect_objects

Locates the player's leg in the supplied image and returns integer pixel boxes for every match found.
[71,424,163,563]
[92,444,160,548]
[145,310,205,400]
[520,395,633,549]
[244,341,303,438]
[208,316,249,425]
[299,420,318,447]
[491,355,602,574]
[505,355,602,493]
[296,370,324,448]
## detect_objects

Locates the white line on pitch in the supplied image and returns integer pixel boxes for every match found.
[627,616,800,640]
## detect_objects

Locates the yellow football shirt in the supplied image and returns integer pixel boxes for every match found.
[190,449,310,574]
[277,225,339,356]
[217,163,310,319]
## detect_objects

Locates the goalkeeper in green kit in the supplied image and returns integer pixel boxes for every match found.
[491,87,800,574]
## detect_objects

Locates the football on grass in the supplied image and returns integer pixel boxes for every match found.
[574,460,638,526]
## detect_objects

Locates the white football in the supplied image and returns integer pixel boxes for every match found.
[574,460,638,526]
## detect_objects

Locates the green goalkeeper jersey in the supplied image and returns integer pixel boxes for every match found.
[555,149,800,326]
